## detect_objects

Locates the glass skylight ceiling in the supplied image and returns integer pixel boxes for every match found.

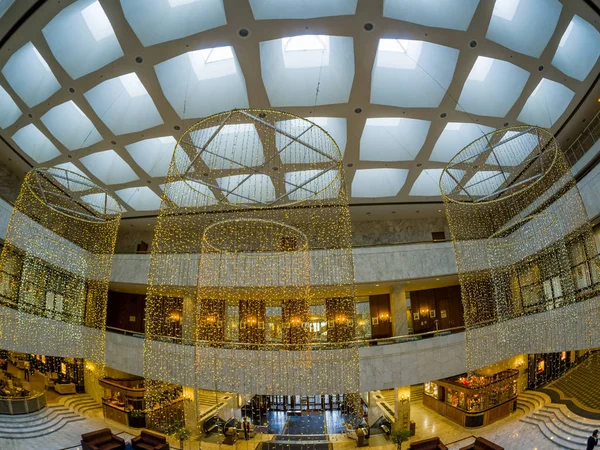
[260,35,354,106]
[383,0,479,31]
[163,180,217,208]
[0,1,15,19]
[430,123,495,163]
[80,192,123,215]
[120,0,227,47]
[552,15,600,81]
[517,78,574,128]
[351,169,408,198]
[371,39,459,108]
[40,101,103,151]
[1,42,60,108]
[80,150,139,185]
[486,0,561,58]
[84,73,163,135]
[409,169,465,197]
[155,47,248,119]
[11,124,60,163]
[285,170,340,201]
[116,186,161,211]
[249,0,357,20]
[42,0,124,79]
[485,131,539,167]
[0,0,595,216]
[0,85,21,129]
[360,118,430,161]
[125,136,179,178]
[218,174,276,205]
[457,56,530,117]
[50,162,93,192]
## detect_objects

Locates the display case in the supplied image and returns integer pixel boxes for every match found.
[423,369,518,427]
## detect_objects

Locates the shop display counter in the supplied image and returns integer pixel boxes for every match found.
[0,391,46,415]
[423,369,518,427]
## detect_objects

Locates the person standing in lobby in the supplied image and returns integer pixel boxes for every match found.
[242,417,250,440]
[587,430,598,449]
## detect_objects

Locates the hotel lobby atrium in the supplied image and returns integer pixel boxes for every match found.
[0,0,600,449]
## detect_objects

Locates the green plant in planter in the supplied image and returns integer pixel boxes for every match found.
[390,429,411,450]
[171,426,192,450]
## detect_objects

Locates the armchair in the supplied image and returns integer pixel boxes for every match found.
[81,428,125,450]
[131,430,170,450]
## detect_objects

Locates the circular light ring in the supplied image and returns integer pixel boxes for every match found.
[171,109,345,209]
[440,126,560,205]
[26,167,121,223]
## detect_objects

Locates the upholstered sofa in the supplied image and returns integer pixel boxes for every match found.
[409,437,448,450]
[131,430,170,450]
[81,428,125,450]
[459,437,503,450]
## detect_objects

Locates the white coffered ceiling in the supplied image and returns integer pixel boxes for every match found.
[0,0,598,220]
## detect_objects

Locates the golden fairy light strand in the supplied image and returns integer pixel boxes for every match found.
[143,109,359,434]
[440,126,600,372]
[0,167,121,390]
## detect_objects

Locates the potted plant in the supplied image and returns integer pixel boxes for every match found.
[171,426,192,450]
[128,410,146,428]
[390,429,411,450]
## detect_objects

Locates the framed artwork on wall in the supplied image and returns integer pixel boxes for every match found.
[413,312,420,321]
[371,317,379,326]
[429,310,436,318]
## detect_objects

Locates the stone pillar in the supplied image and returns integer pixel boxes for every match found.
[367,392,383,426]
[391,284,408,336]
[392,386,411,432]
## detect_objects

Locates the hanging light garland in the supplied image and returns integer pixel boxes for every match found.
[0,167,121,389]
[441,126,600,371]
[143,109,359,433]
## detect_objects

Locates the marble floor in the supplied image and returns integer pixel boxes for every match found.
[0,398,569,450]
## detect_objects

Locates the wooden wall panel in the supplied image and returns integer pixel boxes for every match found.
[369,294,392,338]
[409,285,464,334]
[107,291,145,333]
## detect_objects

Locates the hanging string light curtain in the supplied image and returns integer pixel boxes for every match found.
[144,109,359,432]
[0,167,121,385]
[441,126,600,371]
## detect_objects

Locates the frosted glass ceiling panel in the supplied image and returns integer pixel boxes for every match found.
[80,193,123,215]
[191,123,263,170]
[487,0,561,58]
[249,0,357,19]
[155,47,248,119]
[120,0,226,47]
[360,118,430,161]
[0,0,15,18]
[371,39,459,108]
[1,42,60,108]
[50,162,93,192]
[485,131,539,167]
[42,0,124,79]
[163,180,217,207]
[41,101,103,150]
[217,174,275,204]
[430,123,495,162]
[80,150,139,185]
[275,117,346,164]
[285,170,340,201]
[464,171,506,197]
[116,186,161,211]
[517,78,574,128]
[409,168,465,197]
[457,56,529,117]
[0,84,21,129]
[383,0,479,31]
[351,168,408,198]
[552,15,600,81]
[260,35,354,106]
[125,136,178,177]
[12,124,60,163]
[84,73,163,135]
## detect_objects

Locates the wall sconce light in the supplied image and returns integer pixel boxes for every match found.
[335,315,348,324]
[246,316,258,326]
[168,311,182,322]
[205,315,216,324]
[379,312,390,322]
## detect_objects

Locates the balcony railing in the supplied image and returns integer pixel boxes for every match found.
[564,110,600,171]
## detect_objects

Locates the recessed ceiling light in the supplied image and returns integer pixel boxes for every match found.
[438,209,442,212]
[436,278,440,281]
[375,284,379,286]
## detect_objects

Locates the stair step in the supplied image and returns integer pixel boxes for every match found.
[0,410,78,429]
[521,418,578,450]
[527,415,587,445]
[0,416,86,440]
[534,410,594,435]
[0,414,83,436]
[0,406,69,423]
[544,405,600,427]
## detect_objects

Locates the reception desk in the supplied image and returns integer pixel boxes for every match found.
[423,369,518,427]
[0,391,47,415]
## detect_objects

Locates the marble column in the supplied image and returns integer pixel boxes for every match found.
[391,284,409,336]
[392,386,411,432]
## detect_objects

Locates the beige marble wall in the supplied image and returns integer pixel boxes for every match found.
[352,218,450,246]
